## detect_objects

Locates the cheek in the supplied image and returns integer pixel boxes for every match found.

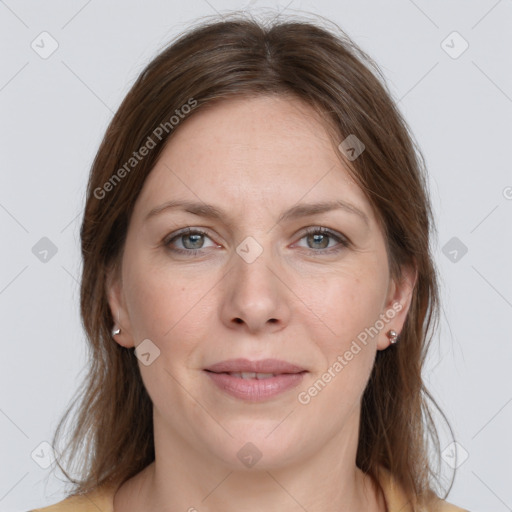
[295,278,383,422]
[305,268,388,349]
[294,266,387,404]
[123,251,217,352]
[122,257,216,405]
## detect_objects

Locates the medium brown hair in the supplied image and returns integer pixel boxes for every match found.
[52,12,455,508]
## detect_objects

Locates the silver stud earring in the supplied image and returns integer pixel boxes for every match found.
[112,309,121,337]
[387,330,399,344]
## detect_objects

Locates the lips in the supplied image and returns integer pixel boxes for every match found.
[204,358,307,402]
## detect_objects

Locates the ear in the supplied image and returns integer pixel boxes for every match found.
[377,262,418,351]
[105,264,135,348]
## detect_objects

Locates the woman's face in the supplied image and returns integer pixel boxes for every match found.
[108,95,415,470]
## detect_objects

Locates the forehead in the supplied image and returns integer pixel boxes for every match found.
[135,95,373,221]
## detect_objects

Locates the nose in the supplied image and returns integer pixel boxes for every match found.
[220,245,291,334]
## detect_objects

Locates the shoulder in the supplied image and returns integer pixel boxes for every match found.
[435,500,470,512]
[29,483,117,512]
[375,465,470,512]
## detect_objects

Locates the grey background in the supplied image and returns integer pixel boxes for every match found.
[1,1,511,511]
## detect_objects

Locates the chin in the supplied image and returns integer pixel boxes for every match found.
[203,421,308,471]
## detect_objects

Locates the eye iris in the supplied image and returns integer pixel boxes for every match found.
[182,233,204,249]
[174,230,336,251]
[308,233,329,249]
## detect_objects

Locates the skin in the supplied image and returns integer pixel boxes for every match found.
[108,95,416,512]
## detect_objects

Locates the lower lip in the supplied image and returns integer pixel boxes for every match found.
[204,371,306,402]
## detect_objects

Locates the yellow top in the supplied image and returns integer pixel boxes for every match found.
[30,466,469,512]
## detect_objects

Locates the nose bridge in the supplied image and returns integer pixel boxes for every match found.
[232,235,277,300]
[221,234,289,331]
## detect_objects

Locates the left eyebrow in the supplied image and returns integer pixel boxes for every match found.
[145,199,369,227]
[276,200,369,227]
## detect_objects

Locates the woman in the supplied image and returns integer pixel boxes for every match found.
[32,13,468,512]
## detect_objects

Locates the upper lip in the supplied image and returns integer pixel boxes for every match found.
[204,358,306,374]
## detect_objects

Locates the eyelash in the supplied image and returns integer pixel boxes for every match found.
[163,226,349,257]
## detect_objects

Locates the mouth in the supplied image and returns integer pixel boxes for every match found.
[207,371,286,380]
[204,358,307,375]
[203,358,307,402]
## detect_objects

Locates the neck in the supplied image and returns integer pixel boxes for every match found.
[113,409,386,512]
